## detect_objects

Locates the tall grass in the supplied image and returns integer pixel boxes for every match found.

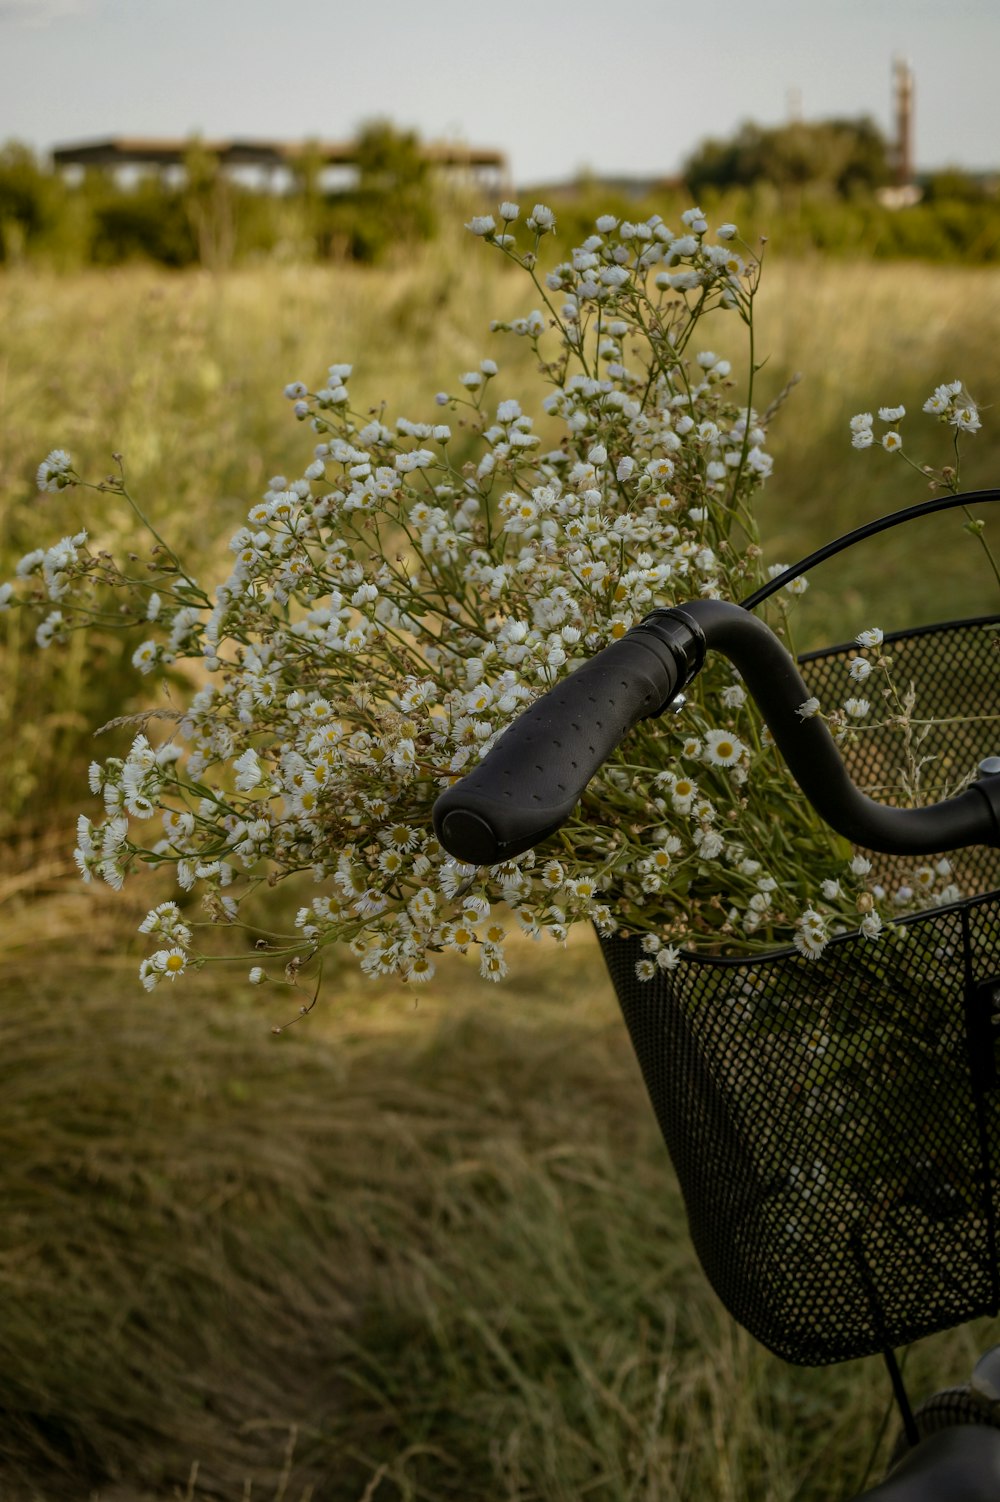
[3,900,996,1502]
[2,247,1000,828]
[0,233,535,833]
[752,258,1000,643]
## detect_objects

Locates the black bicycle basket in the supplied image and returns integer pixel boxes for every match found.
[601,496,1000,1367]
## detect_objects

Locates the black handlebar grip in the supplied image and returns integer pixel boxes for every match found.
[433,629,688,866]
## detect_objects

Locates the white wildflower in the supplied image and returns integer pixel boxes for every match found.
[951,404,982,433]
[681,207,708,233]
[527,204,556,231]
[36,449,74,492]
[860,912,883,940]
[233,748,263,791]
[132,640,159,675]
[855,627,884,649]
[703,729,745,767]
[794,909,828,959]
[160,947,189,978]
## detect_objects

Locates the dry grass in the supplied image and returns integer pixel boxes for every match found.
[2,248,1000,825]
[2,886,998,1502]
[752,257,1000,643]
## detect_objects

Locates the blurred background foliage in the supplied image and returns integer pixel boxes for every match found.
[0,120,444,271]
[1,115,999,271]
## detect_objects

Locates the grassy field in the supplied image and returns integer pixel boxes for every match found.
[3,243,1000,830]
[2,235,1000,1500]
[4,888,999,1502]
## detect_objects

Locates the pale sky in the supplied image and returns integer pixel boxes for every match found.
[2,0,998,185]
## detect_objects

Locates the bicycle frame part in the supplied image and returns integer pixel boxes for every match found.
[433,599,1000,867]
[854,1423,1000,1500]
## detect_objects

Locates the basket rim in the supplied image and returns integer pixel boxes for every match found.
[797,611,1000,665]
[601,885,1000,970]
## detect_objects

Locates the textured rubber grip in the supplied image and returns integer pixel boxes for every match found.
[433,633,683,865]
[434,596,1000,870]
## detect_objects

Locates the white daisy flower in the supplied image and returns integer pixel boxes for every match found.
[860,912,883,940]
[855,627,884,649]
[233,748,263,791]
[36,448,74,492]
[793,909,828,959]
[951,404,981,433]
[703,730,746,767]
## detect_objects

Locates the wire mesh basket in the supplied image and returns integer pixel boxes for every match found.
[602,610,1000,1367]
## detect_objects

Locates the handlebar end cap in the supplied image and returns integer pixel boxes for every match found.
[435,807,498,867]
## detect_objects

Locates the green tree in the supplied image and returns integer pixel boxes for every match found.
[922,167,994,204]
[0,142,65,262]
[90,178,197,267]
[323,119,438,263]
[684,117,891,198]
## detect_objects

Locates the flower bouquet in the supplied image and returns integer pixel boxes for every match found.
[6,202,989,999]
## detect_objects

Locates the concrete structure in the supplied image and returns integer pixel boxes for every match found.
[51,136,510,195]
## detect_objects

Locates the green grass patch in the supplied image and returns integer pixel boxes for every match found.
[2,903,997,1501]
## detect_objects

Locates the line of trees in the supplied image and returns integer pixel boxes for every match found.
[683,116,893,197]
[682,115,1000,205]
[2,116,998,271]
[0,122,441,270]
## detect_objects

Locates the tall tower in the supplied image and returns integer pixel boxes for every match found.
[893,56,915,186]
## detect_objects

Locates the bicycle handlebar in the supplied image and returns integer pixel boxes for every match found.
[433,600,1000,866]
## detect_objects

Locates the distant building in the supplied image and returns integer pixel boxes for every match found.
[51,136,510,196]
